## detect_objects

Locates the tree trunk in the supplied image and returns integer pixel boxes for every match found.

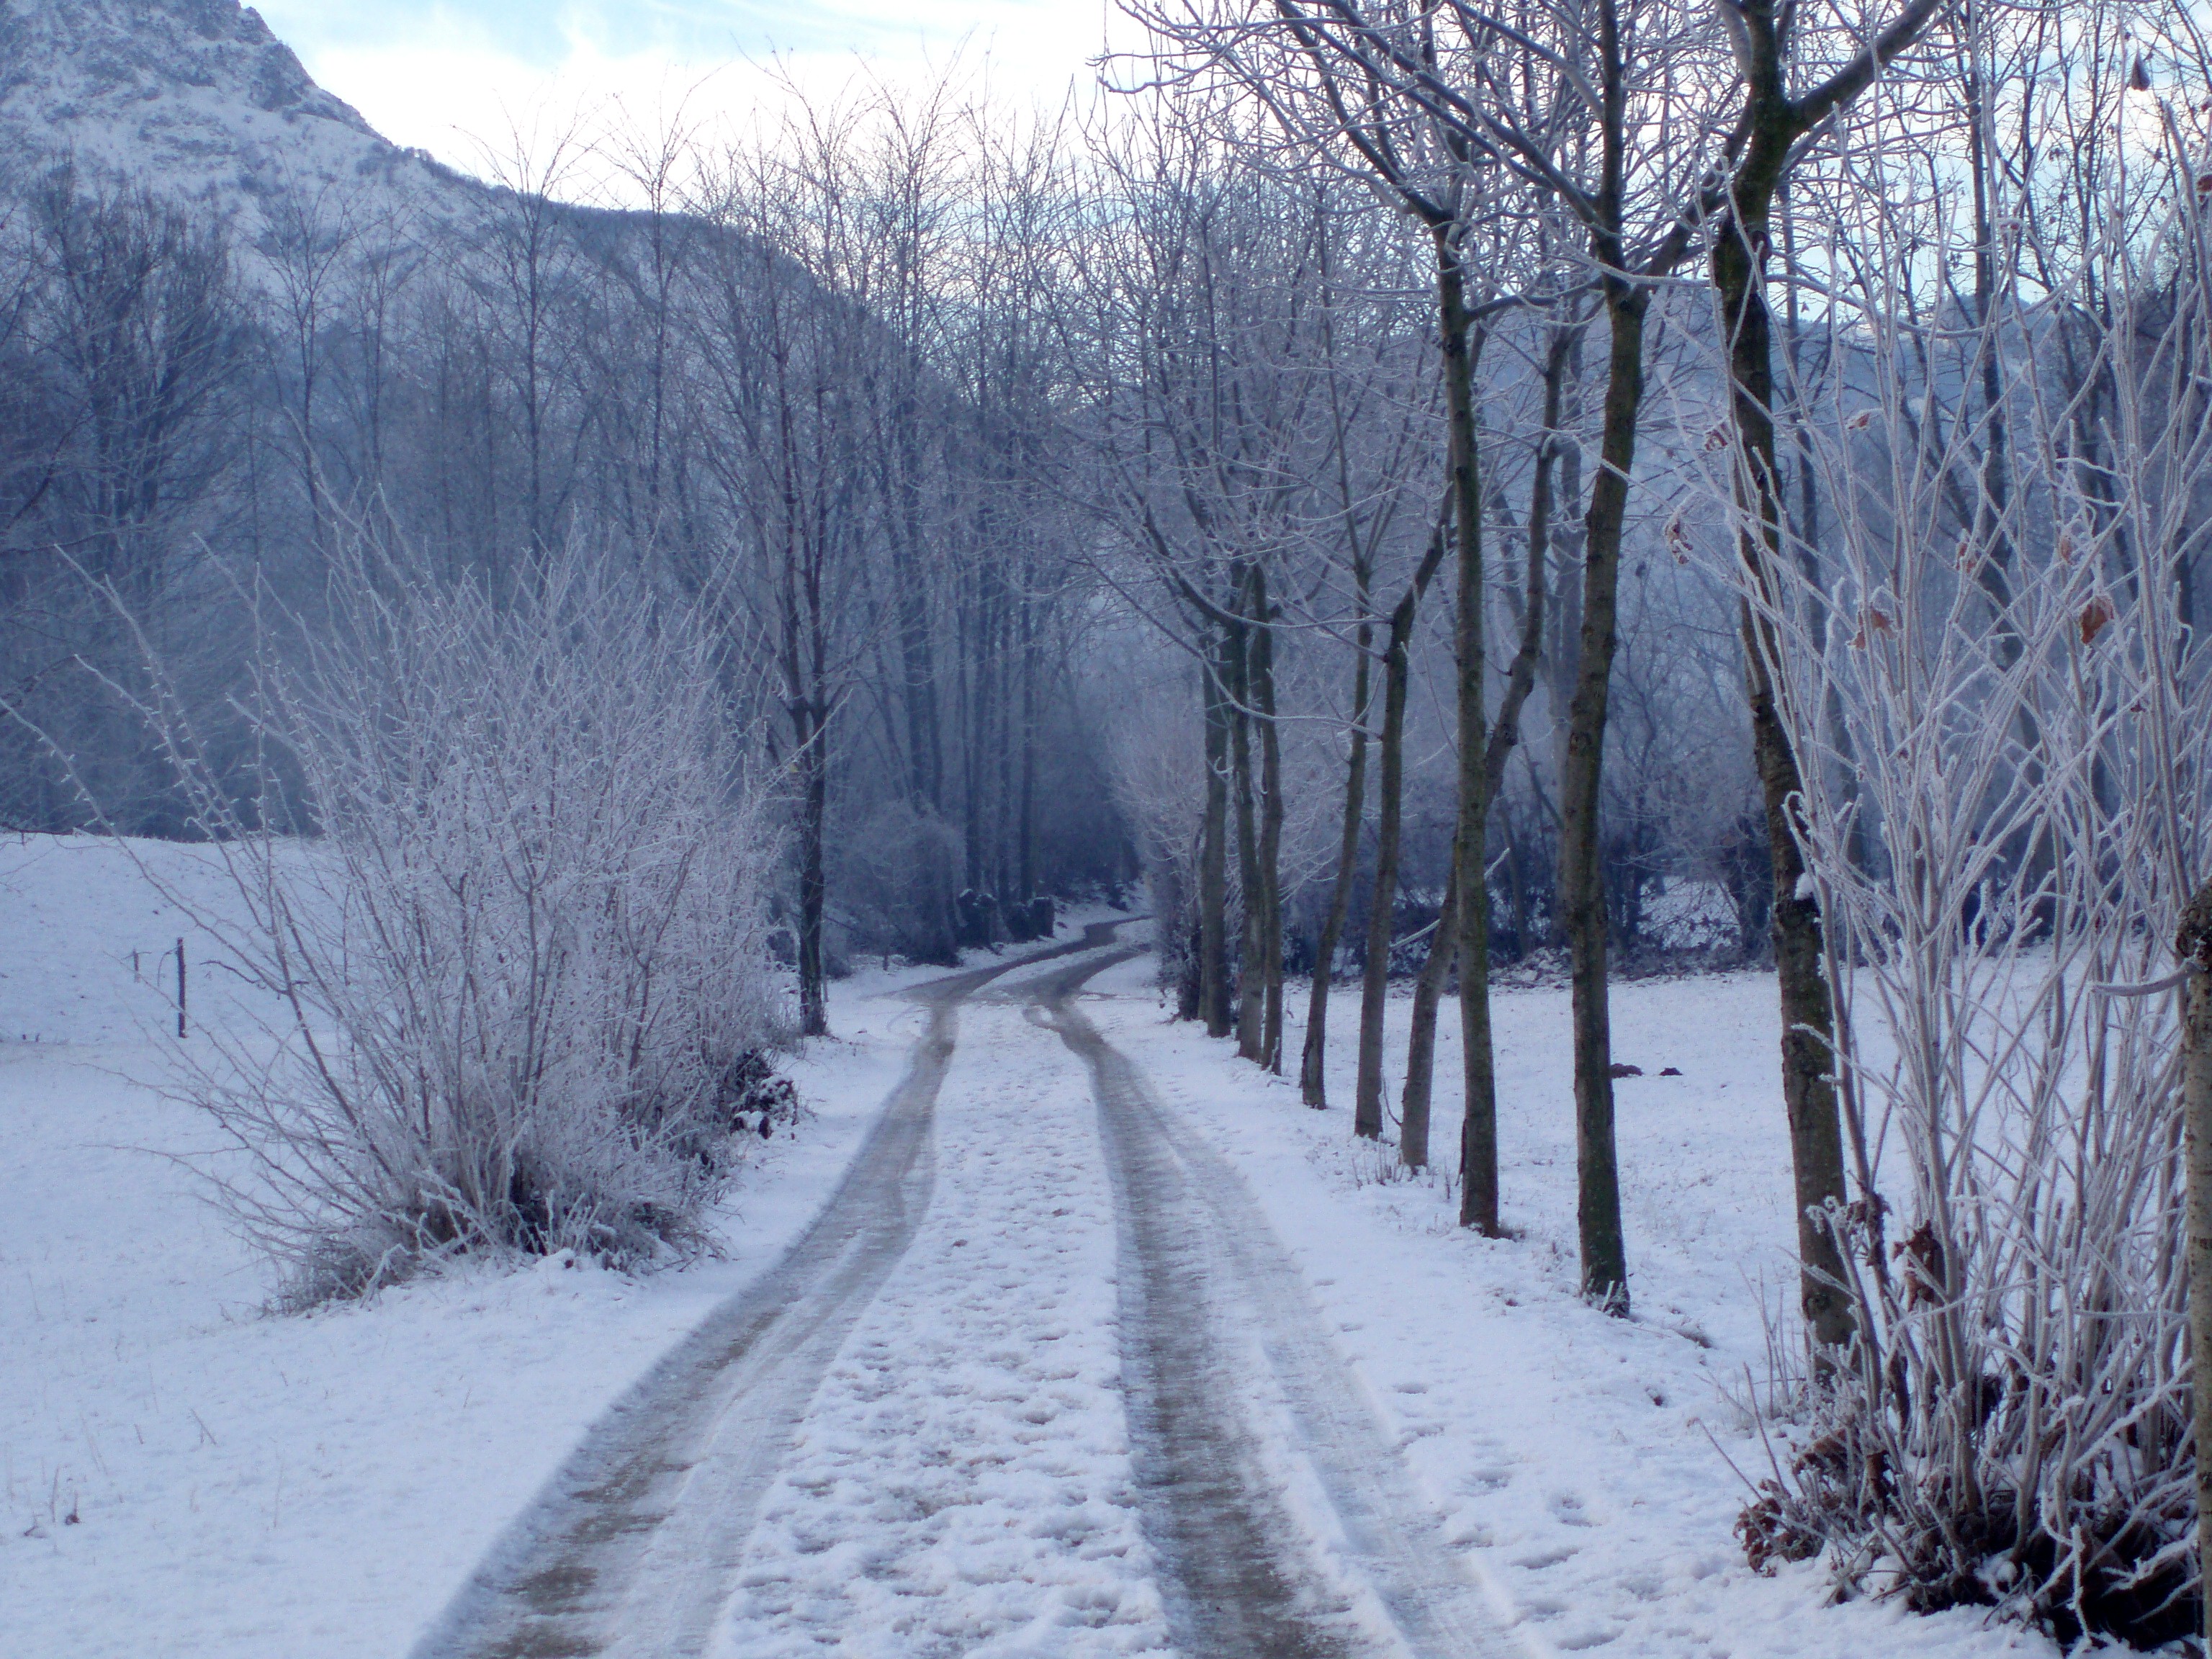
[894,564,954,963]
[1018,583,1038,899]
[796,702,829,1037]
[1354,607,1413,1140]
[1560,275,1643,1315]
[1229,598,1265,1062]
[1355,519,1448,1139]
[1400,859,1457,1169]
[1545,361,1586,955]
[1457,325,1570,1232]
[1302,596,1372,1107]
[1712,104,1856,1354]
[2178,881,2212,1653]
[1198,639,1233,1038]
[995,590,1018,898]
[1397,505,1568,1192]
[1436,228,1491,1198]
[896,554,941,811]
[1251,568,1286,1071]
[1705,0,1958,1356]
[961,572,986,890]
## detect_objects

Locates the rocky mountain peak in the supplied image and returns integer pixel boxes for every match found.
[3,0,367,127]
[0,0,472,243]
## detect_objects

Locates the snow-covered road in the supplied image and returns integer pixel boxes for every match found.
[1036,948,1500,1659]
[418,923,1498,1659]
[3,842,2062,1659]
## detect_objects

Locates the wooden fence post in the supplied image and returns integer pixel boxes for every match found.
[2179,880,2212,1648]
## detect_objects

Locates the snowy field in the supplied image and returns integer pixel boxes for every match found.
[0,836,1112,1658]
[1,838,2065,1657]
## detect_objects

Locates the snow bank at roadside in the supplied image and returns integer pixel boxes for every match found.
[0,835,1105,1659]
[1076,940,2064,1659]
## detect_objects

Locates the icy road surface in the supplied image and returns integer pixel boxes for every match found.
[418,922,1501,1659]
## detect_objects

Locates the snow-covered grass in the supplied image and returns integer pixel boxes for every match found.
[1,1064,871,1657]
[1081,941,2069,1659]
[0,832,283,1047]
[0,835,1103,1659]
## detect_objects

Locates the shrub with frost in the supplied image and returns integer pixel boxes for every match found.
[1709,124,2211,1645]
[139,541,787,1303]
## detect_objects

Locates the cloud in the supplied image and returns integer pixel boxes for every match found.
[254,0,1113,186]
[258,1,848,64]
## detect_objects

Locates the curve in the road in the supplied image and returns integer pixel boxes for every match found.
[410,919,1138,1659]
[1036,947,1510,1659]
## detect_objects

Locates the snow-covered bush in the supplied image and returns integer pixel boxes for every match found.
[1712,92,2212,1644]
[142,541,787,1302]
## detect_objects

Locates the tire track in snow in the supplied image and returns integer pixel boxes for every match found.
[413,921,1136,1659]
[1036,950,1511,1659]
[709,992,1166,1656]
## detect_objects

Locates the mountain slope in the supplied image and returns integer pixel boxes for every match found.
[0,0,477,240]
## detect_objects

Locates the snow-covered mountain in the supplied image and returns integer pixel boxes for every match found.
[0,0,479,242]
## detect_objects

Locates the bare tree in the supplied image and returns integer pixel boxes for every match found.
[688,109,889,1035]
[1703,0,1956,1356]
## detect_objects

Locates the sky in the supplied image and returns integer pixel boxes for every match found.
[253,1,1120,186]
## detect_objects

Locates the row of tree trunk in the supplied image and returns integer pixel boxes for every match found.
[1152,0,1954,1340]
[1191,562,1285,1061]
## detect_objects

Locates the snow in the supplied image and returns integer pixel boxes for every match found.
[1078,941,2062,1659]
[0,835,1097,1659]
[0,0,485,279]
[0,832,256,1046]
[0,840,2072,1658]
[714,998,1167,1658]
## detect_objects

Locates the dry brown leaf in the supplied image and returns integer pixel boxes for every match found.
[2080,594,2116,644]
[1850,608,1894,649]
